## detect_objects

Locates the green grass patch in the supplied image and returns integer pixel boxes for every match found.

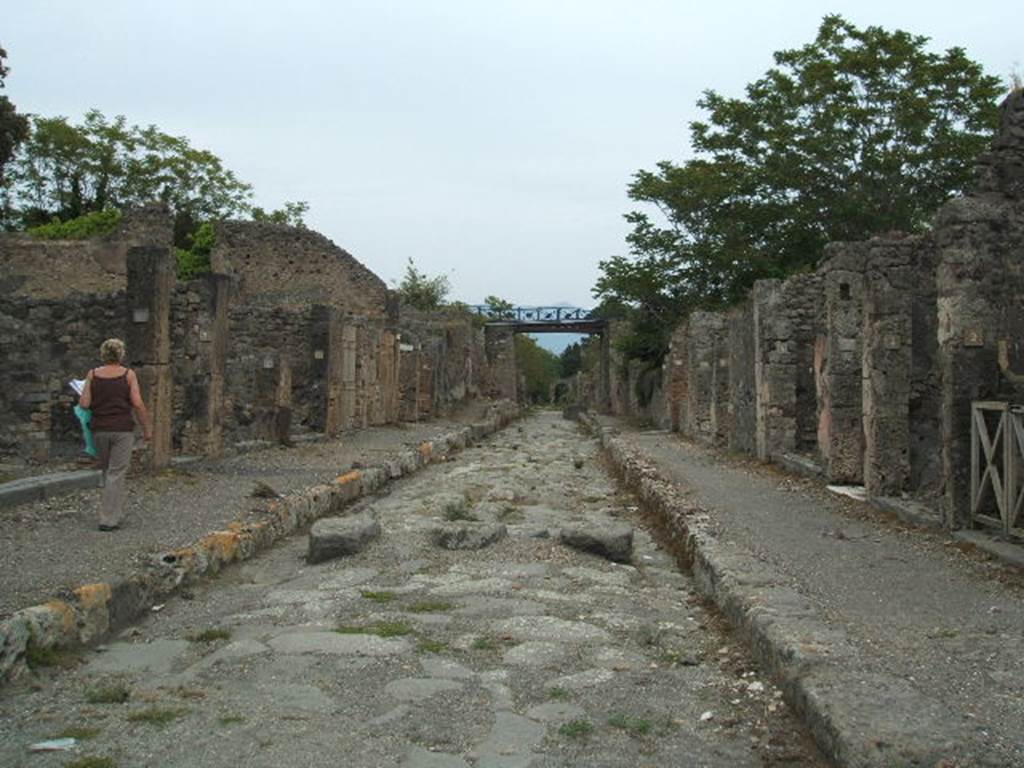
[25,641,79,670]
[416,639,448,654]
[218,714,245,726]
[57,726,101,740]
[443,499,478,522]
[406,601,454,613]
[67,758,115,768]
[547,687,571,701]
[360,590,397,603]
[496,505,525,523]
[559,719,594,739]
[335,621,413,638]
[85,683,131,704]
[471,636,497,651]
[126,707,188,727]
[187,628,231,643]
[608,713,652,735]
[27,208,122,240]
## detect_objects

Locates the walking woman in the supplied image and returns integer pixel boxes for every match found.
[79,338,153,531]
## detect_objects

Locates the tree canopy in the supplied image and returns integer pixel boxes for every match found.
[595,14,1004,363]
[1,108,307,245]
[395,258,451,311]
[0,45,30,190]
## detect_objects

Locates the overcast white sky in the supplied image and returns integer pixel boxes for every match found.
[4,1,1017,311]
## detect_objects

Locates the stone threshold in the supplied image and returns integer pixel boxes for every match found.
[0,401,521,686]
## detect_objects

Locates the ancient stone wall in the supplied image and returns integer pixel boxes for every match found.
[211,221,389,315]
[1,210,496,467]
[664,321,689,432]
[727,300,756,454]
[687,311,730,445]
[753,273,824,461]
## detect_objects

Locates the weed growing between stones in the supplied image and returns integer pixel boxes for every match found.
[126,707,188,726]
[443,498,478,522]
[25,639,80,670]
[218,715,245,726]
[186,628,231,643]
[470,636,498,651]
[559,720,594,739]
[406,601,454,613]
[607,713,652,735]
[335,621,414,638]
[547,687,571,700]
[497,505,525,523]
[57,726,101,740]
[360,590,397,603]
[416,639,448,654]
[85,683,131,704]
[66,758,115,768]
[660,648,701,667]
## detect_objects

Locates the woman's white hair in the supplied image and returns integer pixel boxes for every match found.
[100,338,126,364]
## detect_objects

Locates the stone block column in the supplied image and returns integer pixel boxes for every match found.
[484,325,518,402]
[310,306,346,437]
[125,245,173,470]
[820,245,866,483]
[254,353,292,445]
[727,300,757,455]
[686,311,729,444]
[181,274,230,457]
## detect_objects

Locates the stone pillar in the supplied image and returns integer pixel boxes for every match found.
[861,239,921,497]
[311,306,346,437]
[484,325,518,401]
[340,323,358,430]
[727,300,757,455]
[820,244,866,483]
[125,245,173,470]
[399,343,421,422]
[686,311,728,444]
[181,274,230,457]
[379,330,400,423]
[753,274,824,461]
[665,321,689,432]
[254,353,292,445]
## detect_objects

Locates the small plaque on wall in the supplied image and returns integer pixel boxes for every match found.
[263,356,276,369]
[132,308,150,323]
[314,349,325,360]
[964,329,984,347]
[199,330,210,342]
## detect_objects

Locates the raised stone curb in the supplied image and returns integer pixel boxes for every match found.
[308,513,382,563]
[0,455,200,510]
[0,401,520,686]
[579,412,968,768]
[559,523,633,563]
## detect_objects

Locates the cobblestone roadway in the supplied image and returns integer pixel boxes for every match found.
[0,412,825,767]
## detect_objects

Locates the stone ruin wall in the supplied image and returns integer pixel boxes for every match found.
[0,212,500,467]
[594,90,1024,527]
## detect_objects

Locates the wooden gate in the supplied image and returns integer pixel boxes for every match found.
[971,401,1024,537]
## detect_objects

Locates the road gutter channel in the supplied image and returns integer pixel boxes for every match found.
[0,401,521,686]
[578,412,967,768]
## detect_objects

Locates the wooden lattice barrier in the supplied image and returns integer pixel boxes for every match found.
[971,401,1024,537]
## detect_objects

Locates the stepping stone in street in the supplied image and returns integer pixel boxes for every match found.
[559,522,634,563]
[429,522,507,550]
[308,512,381,564]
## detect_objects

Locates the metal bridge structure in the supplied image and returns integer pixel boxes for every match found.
[468,305,606,334]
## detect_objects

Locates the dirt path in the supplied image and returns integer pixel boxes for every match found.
[0,411,825,768]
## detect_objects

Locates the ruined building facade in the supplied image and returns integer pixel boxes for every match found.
[0,213,518,468]
[591,90,1024,529]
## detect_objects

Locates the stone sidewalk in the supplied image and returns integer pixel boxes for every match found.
[592,416,1024,767]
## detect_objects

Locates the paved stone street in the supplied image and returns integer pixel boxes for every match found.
[0,412,824,767]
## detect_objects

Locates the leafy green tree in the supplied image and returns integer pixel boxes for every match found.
[514,335,560,404]
[483,295,515,319]
[597,14,1003,362]
[251,200,309,227]
[559,341,585,378]
[0,45,30,214]
[175,221,216,280]
[5,110,254,240]
[395,258,450,310]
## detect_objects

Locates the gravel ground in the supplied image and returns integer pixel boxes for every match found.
[0,403,493,618]
[604,420,1024,766]
[0,411,826,768]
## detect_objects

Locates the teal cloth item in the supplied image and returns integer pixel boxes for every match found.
[74,404,97,457]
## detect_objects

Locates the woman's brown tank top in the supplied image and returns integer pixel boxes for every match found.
[90,369,135,432]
